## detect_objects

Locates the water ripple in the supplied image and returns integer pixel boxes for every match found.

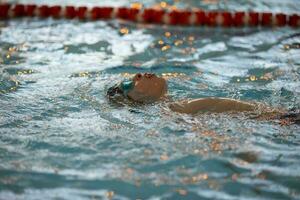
[1,1,300,199]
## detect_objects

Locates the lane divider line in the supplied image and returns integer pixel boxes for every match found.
[0,3,299,27]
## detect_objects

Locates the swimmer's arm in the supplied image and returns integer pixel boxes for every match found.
[169,98,255,114]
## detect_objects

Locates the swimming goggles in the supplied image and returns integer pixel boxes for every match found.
[119,80,134,96]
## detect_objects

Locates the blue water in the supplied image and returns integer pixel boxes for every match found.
[0,0,300,199]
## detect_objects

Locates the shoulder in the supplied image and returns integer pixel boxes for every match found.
[169,97,256,113]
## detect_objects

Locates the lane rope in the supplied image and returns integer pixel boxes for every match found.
[0,3,299,27]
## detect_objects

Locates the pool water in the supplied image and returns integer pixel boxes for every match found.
[0,0,300,199]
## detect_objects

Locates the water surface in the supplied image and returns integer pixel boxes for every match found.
[0,0,300,199]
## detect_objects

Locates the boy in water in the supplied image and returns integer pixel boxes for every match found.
[107,73,299,125]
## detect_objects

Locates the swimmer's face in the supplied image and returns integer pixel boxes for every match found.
[127,73,167,102]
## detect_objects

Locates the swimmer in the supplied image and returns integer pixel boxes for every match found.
[107,73,299,125]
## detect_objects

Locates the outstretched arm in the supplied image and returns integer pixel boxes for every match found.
[169,97,256,114]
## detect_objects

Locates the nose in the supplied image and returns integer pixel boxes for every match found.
[145,73,155,78]
[133,73,142,81]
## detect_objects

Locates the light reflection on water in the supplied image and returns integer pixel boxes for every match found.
[0,0,300,199]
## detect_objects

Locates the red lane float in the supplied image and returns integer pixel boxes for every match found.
[195,10,206,25]
[0,4,10,18]
[233,12,245,27]
[26,5,37,17]
[276,14,287,26]
[38,5,50,18]
[91,7,113,20]
[77,7,87,20]
[50,6,61,18]
[169,10,191,25]
[0,3,299,28]
[117,7,140,21]
[143,8,165,24]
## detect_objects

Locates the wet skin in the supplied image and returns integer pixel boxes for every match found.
[127,73,167,103]
[126,73,256,113]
